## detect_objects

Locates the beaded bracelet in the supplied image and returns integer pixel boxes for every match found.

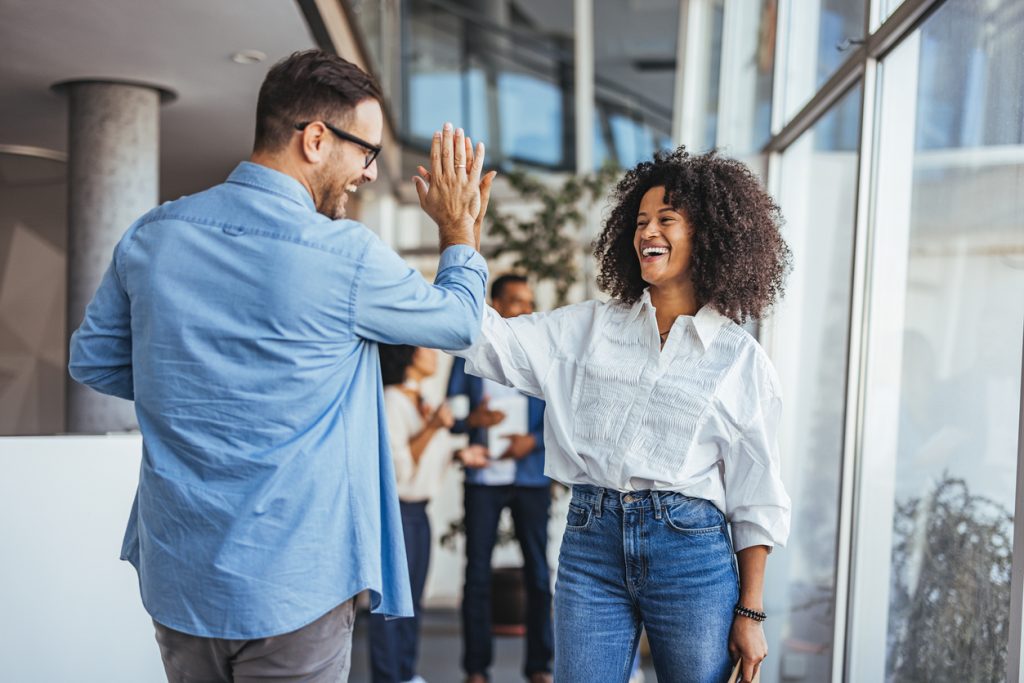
[734,603,767,622]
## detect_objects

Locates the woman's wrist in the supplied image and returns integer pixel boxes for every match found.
[734,603,768,622]
[737,588,764,612]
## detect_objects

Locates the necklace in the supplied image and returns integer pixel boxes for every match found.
[659,327,671,340]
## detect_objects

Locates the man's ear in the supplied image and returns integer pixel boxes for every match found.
[299,122,328,164]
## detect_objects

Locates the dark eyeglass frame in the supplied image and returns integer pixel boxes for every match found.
[294,121,382,169]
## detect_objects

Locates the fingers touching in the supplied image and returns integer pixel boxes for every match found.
[411,123,496,250]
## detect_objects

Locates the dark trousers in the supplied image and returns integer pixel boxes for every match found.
[369,501,431,683]
[462,484,553,678]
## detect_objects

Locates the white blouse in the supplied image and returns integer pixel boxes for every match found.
[453,289,791,551]
[384,386,453,502]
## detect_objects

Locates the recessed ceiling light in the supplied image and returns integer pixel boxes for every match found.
[231,50,267,65]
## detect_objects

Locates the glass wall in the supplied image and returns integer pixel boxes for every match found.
[876,1,1023,680]
[778,0,865,123]
[593,0,679,168]
[765,84,861,683]
[402,0,574,169]
[715,0,777,156]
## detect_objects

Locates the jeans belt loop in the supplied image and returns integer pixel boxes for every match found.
[594,487,604,518]
[652,490,663,520]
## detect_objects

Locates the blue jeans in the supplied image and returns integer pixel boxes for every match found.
[369,501,431,683]
[462,484,554,678]
[554,485,738,683]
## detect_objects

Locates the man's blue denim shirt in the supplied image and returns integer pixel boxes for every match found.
[68,161,488,639]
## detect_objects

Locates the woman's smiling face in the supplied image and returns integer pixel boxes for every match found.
[633,185,694,290]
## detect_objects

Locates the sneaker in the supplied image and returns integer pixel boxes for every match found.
[402,677,428,683]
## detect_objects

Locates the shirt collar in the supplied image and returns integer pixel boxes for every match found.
[226,161,317,212]
[631,288,730,351]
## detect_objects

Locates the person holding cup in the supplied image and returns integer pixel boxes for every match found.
[368,344,487,683]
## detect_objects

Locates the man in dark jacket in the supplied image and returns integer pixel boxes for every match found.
[447,274,553,683]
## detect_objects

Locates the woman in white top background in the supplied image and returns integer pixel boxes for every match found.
[368,344,486,683]
[448,147,793,683]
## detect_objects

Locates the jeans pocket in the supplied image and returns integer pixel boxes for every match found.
[663,498,724,535]
[564,502,593,531]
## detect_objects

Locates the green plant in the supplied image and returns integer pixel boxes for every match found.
[439,515,516,552]
[886,473,1013,682]
[487,164,620,306]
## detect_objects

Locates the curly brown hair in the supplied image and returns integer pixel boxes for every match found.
[593,147,790,324]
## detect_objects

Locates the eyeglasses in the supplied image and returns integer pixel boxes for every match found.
[294,121,382,169]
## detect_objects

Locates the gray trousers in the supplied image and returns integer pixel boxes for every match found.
[153,599,356,683]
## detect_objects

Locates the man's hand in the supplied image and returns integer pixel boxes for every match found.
[728,617,767,682]
[415,133,497,251]
[501,434,536,460]
[412,123,488,251]
[455,444,490,469]
[466,399,505,429]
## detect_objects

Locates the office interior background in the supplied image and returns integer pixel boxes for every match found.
[0,0,1022,681]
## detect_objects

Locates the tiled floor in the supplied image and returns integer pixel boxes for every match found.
[349,608,658,682]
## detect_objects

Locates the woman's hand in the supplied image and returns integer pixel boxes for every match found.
[417,135,497,250]
[412,124,486,251]
[427,403,454,430]
[728,616,767,682]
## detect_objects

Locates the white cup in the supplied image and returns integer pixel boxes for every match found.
[447,394,470,421]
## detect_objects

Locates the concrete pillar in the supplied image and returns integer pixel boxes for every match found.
[58,81,165,433]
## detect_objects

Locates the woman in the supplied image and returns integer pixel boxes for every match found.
[452,147,792,683]
[369,344,486,683]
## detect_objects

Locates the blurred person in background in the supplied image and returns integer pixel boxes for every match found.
[68,49,494,682]
[446,274,553,683]
[449,147,791,683]
[369,344,488,683]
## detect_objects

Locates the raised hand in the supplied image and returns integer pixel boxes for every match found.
[416,133,497,250]
[412,123,487,251]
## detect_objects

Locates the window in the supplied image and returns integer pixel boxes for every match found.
[764,84,862,683]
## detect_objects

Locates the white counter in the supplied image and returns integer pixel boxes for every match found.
[0,434,165,682]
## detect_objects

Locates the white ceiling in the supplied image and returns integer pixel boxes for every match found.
[0,0,317,200]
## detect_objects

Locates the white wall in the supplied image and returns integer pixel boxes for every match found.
[0,434,165,682]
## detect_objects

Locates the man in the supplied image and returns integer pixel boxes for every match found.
[446,274,553,683]
[69,50,494,682]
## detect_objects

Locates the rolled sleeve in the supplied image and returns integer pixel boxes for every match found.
[724,393,791,552]
[353,240,487,350]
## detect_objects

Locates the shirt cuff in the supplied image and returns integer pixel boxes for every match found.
[438,244,486,270]
[730,521,776,553]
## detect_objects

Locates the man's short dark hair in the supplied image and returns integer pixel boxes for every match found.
[490,273,529,302]
[254,50,383,152]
